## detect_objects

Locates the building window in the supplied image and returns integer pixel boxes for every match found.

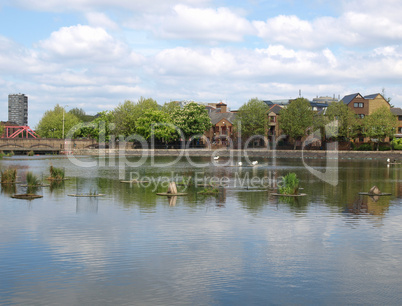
[357,114,365,119]
[399,127,402,133]
[354,102,364,108]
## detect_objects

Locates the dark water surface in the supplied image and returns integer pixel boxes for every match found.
[1,155,402,305]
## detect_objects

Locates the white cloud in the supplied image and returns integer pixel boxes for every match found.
[254,5,402,49]
[323,48,337,68]
[3,0,402,126]
[38,25,128,61]
[149,5,255,43]
[153,47,236,76]
[85,12,119,30]
[10,0,211,13]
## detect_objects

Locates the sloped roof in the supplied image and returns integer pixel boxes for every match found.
[391,108,402,116]
[264,99,291,107]
[310,102,329,108]
[268,104,282,115]
[341,93,361,105]
[364,93,381,99]
[209,110,236,125]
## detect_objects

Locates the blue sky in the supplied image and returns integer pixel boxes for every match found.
[1,0,402,127]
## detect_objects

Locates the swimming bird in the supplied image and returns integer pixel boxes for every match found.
[387,158,390,163]
[252,161,258,166]
[214,156,219,160]
[238,162,242,166]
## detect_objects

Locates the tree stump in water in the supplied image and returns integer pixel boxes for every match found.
[369,186,381,195]
[167,182,178,194]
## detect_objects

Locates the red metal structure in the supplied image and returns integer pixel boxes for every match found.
[2,126,39,139]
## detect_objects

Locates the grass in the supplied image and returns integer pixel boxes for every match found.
[26,172,41,194]
[279,173,300,195]
[26,172,41,186]
[1,168,17,184]
[49,165,65,180]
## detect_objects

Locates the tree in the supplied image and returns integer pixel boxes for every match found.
[75,111,115,141]
[136,110,177,142]
[362,106,398,150]
[36,104,81,138]
[113,97,159,137]
[279,98,314,149]
[172,102,212,139]
[69,108,95,122]
[325,101,360,140]
[234,98,269,141]
[0,122,4,137]
[162,101,181,115]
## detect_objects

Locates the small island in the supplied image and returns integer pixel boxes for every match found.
[272,173,307,197]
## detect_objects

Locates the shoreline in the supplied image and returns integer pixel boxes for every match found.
[71,148,402,161]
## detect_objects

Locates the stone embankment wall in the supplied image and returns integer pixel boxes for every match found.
[73,149,402,160]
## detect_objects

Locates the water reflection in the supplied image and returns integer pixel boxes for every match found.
[76,197,99,214]
[1,183,16,196]
[347,195,390,216]
[1,156,402,305]
[167,196,177,206]
[49,180,65,193]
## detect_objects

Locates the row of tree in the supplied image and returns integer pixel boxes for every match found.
[234,97,398,150]
[35,98,212,143]
[34,96,398,150]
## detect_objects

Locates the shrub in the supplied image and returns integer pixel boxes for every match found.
[379,146,391,151]
[1,168,17,184]
[279,173,299,195]
[354,143,373,151]
[49,165,65,180]
[27,150,35,156]
[391,138,402,150]
[26,172,40,186]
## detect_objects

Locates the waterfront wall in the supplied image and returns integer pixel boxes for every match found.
[0,138,96,152]
[72,148,402,161]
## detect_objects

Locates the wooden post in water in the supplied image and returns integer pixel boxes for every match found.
[167,182,178,194]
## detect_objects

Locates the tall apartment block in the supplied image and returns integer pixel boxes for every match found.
[8,94,28,126]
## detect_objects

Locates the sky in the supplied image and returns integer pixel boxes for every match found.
[1,0,402,127]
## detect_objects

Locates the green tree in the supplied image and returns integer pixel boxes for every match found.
[76,111,115,141]
[172,102,212,139]
[0,122,4,137]
[113,97,159,136]
[136,110,177,142]
[69,108,95,122]
[325,101,360,140]
[279,98,314,149]
[36,104,81,138]
[234,98,269,141]
[162,101,181,115]
[362,106,398,150]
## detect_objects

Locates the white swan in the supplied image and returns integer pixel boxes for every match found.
[214,156,219,160]
[238,162,242,166]
[252,161,258,166]
[387,158,391,163]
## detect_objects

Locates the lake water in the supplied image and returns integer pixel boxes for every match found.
[1,155,402,305]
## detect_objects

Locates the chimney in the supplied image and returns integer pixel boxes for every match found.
[218,101,227,113]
